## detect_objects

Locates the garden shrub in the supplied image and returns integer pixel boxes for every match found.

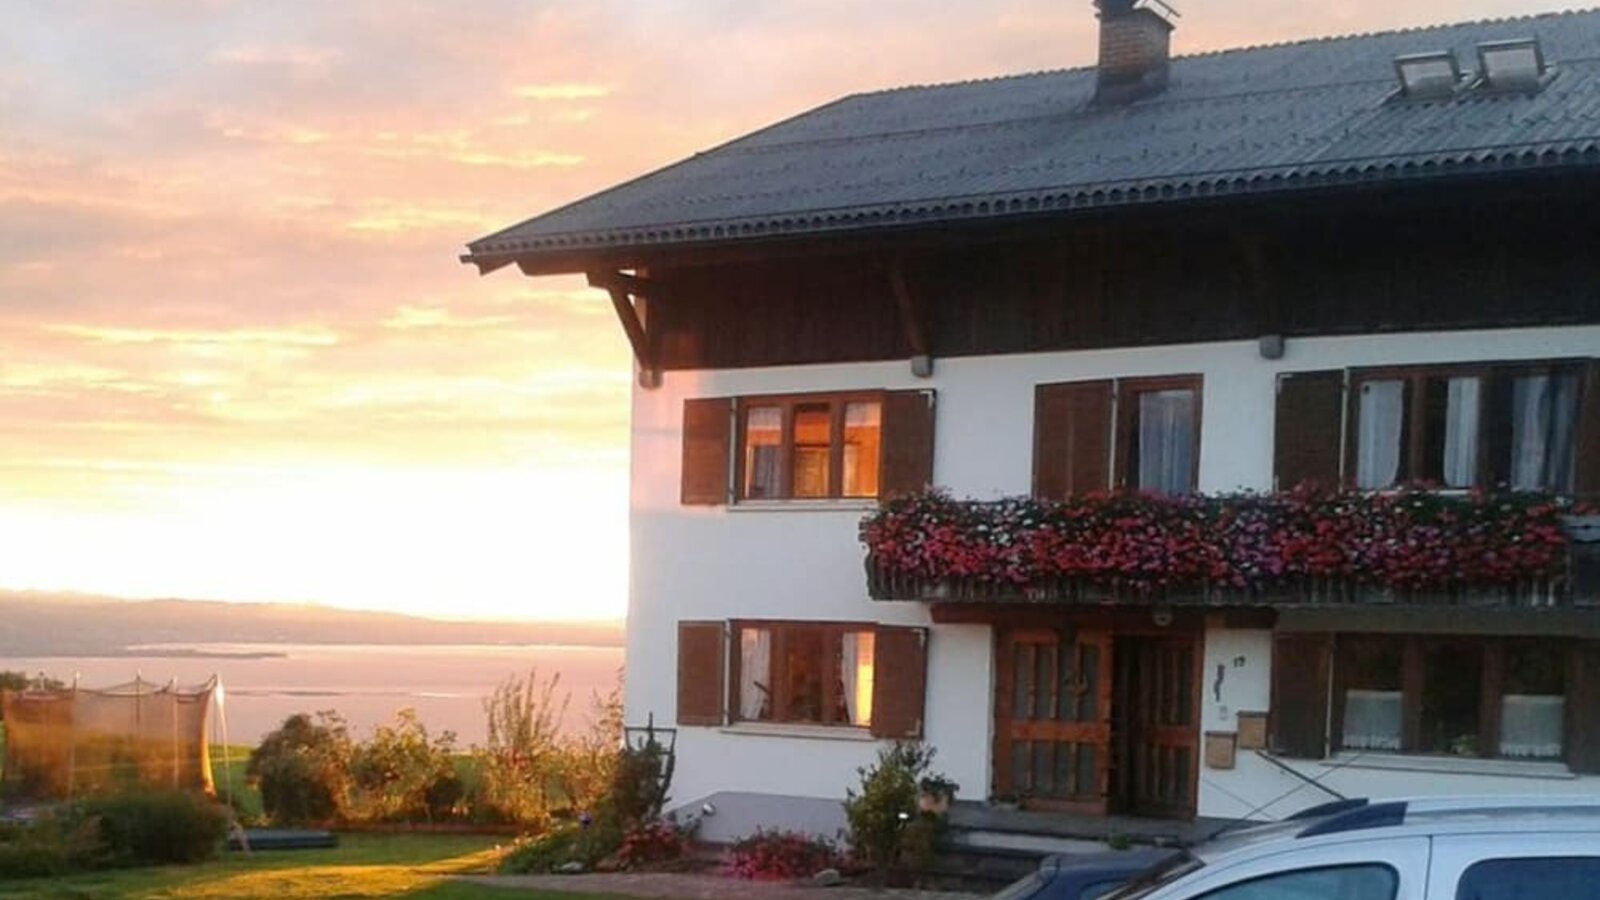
[842,742,951,879]
[476,669,569,827]
[0,810,106,878]
[347,709,460,823]
[247,712,352,825]
[82,790,228,866]
[728,828,839,880]
[497,817,625,873]
[617,818,690,869]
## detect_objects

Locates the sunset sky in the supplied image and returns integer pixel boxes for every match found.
[0,0,1570,622]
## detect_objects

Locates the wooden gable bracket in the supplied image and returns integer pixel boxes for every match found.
[888,255,934,379]
[587,270,663,389]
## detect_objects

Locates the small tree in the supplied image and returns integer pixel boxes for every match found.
[477,669,569,826]
[843,742,946,881]
[247,712,352,825]
[347,709,459,822]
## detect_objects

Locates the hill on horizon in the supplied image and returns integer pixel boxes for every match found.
[0,590,622,657]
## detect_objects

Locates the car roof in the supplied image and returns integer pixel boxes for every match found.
[1193,797,1600,868]
[1044,847,1182,875]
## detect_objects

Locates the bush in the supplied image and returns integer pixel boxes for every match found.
[728,829,839,880]
[248,712,352,825]
[476,669,569,826]
[0,811,106,878]
[617,818,690,869]
[347,709,460,823]
[842,742,950,879]
[497,818,625,874]
[82,790,228,866]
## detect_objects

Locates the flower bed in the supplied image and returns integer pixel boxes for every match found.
[860,488,1576,600]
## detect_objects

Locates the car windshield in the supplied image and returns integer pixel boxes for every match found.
[1099,851,1203,900]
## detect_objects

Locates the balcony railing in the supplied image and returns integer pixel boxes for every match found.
[861,490,1596,609]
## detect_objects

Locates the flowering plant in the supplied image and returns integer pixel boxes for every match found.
[726,828,839,880]
[861,487,1577,596]
[617,818,690,868]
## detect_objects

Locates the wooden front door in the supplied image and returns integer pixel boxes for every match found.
[1114,636,1201,818]
[993,627,1113,813]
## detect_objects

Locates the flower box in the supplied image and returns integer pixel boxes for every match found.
[862,488,1577,607]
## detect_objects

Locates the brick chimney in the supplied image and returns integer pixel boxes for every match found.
[1094,0,1176,105]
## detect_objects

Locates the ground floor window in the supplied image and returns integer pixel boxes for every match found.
[1335,635,1566,760]
[733,622,875,728]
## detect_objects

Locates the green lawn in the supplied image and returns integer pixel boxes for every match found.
[0,833,625,900]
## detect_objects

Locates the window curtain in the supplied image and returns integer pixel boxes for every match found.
[1342,688,1403,751]
[739,628,772,720]
[1510,374,1579,492]
[1137,389,1195,495]
[840,631,875,727]
[744,407,783,498]
[1442,377,1481,488]
[1500,694,1564,759]
[1357,380,1405,489]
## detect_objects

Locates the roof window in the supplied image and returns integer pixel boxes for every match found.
[1392,51,1463,100]
[1475,38,1548,92]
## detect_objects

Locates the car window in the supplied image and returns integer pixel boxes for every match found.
[1195,864,1396,900]
[1456,857,1600,900]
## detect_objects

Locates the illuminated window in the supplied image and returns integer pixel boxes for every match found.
[733,622,875,728]
[735,394,884,501]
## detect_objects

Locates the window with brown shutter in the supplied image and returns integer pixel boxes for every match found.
[870,626,928,739]
[1274,370,1344,490]
[676,621,726,726]
[1033,381,1113,499]
[681,399,732,505]
[1269,633,1332,759]
[717,389,936,503]
[1567,641,1600,774]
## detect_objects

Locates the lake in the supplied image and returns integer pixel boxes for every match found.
[4,643,625,747]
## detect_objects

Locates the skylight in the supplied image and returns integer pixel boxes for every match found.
[1393,51,1462,100]
[1476,38,1547,91]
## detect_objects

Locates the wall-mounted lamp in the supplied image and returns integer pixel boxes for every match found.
[1258,334,1285,360]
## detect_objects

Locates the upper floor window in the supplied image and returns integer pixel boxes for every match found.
[1353,363,1582,492]
[741,396,882,500]
[1034,375,1203,499]
[1274,359,1596,497]
[679,390,933,506]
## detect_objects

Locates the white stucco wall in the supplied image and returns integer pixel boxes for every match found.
[626,324,1600,830]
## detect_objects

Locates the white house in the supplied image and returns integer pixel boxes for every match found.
[465,4,1600,842]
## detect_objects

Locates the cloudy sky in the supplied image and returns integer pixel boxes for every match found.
[0,1,1570,621]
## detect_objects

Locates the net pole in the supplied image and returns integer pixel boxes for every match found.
[216,676,234,811]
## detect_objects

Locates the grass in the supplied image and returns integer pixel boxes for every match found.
[0,833,629,900]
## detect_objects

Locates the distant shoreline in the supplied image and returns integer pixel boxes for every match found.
[11,649,290,660]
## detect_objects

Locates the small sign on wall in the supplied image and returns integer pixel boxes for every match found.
[1205,731,1238,770]
[1236,711,1268,750]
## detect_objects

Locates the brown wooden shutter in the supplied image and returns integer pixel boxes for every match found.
[1274,370,1345,491]
[1576,360,1600,499]
[870,626,927,739]
[681,398,732,505]
[1033,381,1113,499]
[676,621,726,726]
[1567,641,1600,774]
[1269,633,1332,759]
[880,390,935,499]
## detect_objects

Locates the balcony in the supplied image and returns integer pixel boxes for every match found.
[861,489,1597,609]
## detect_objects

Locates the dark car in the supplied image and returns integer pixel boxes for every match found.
[989,847,1183,900]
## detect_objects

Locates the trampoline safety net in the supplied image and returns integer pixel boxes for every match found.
[1,677,216,799]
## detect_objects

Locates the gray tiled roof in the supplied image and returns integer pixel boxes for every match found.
[465,10,1600,267]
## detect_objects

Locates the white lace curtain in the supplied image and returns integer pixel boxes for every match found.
[1500,694,1564,759]
[739,628,772,720]
[1357,380,1405,489]
[840,631,875,727]
[1138,389,1195,495]
[1442,377,1481,488]
[1342,689,1403,751]
[1511,374,1578,492]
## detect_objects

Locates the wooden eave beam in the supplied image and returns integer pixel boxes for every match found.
[587,270,662,388]
[889,255,933,378]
